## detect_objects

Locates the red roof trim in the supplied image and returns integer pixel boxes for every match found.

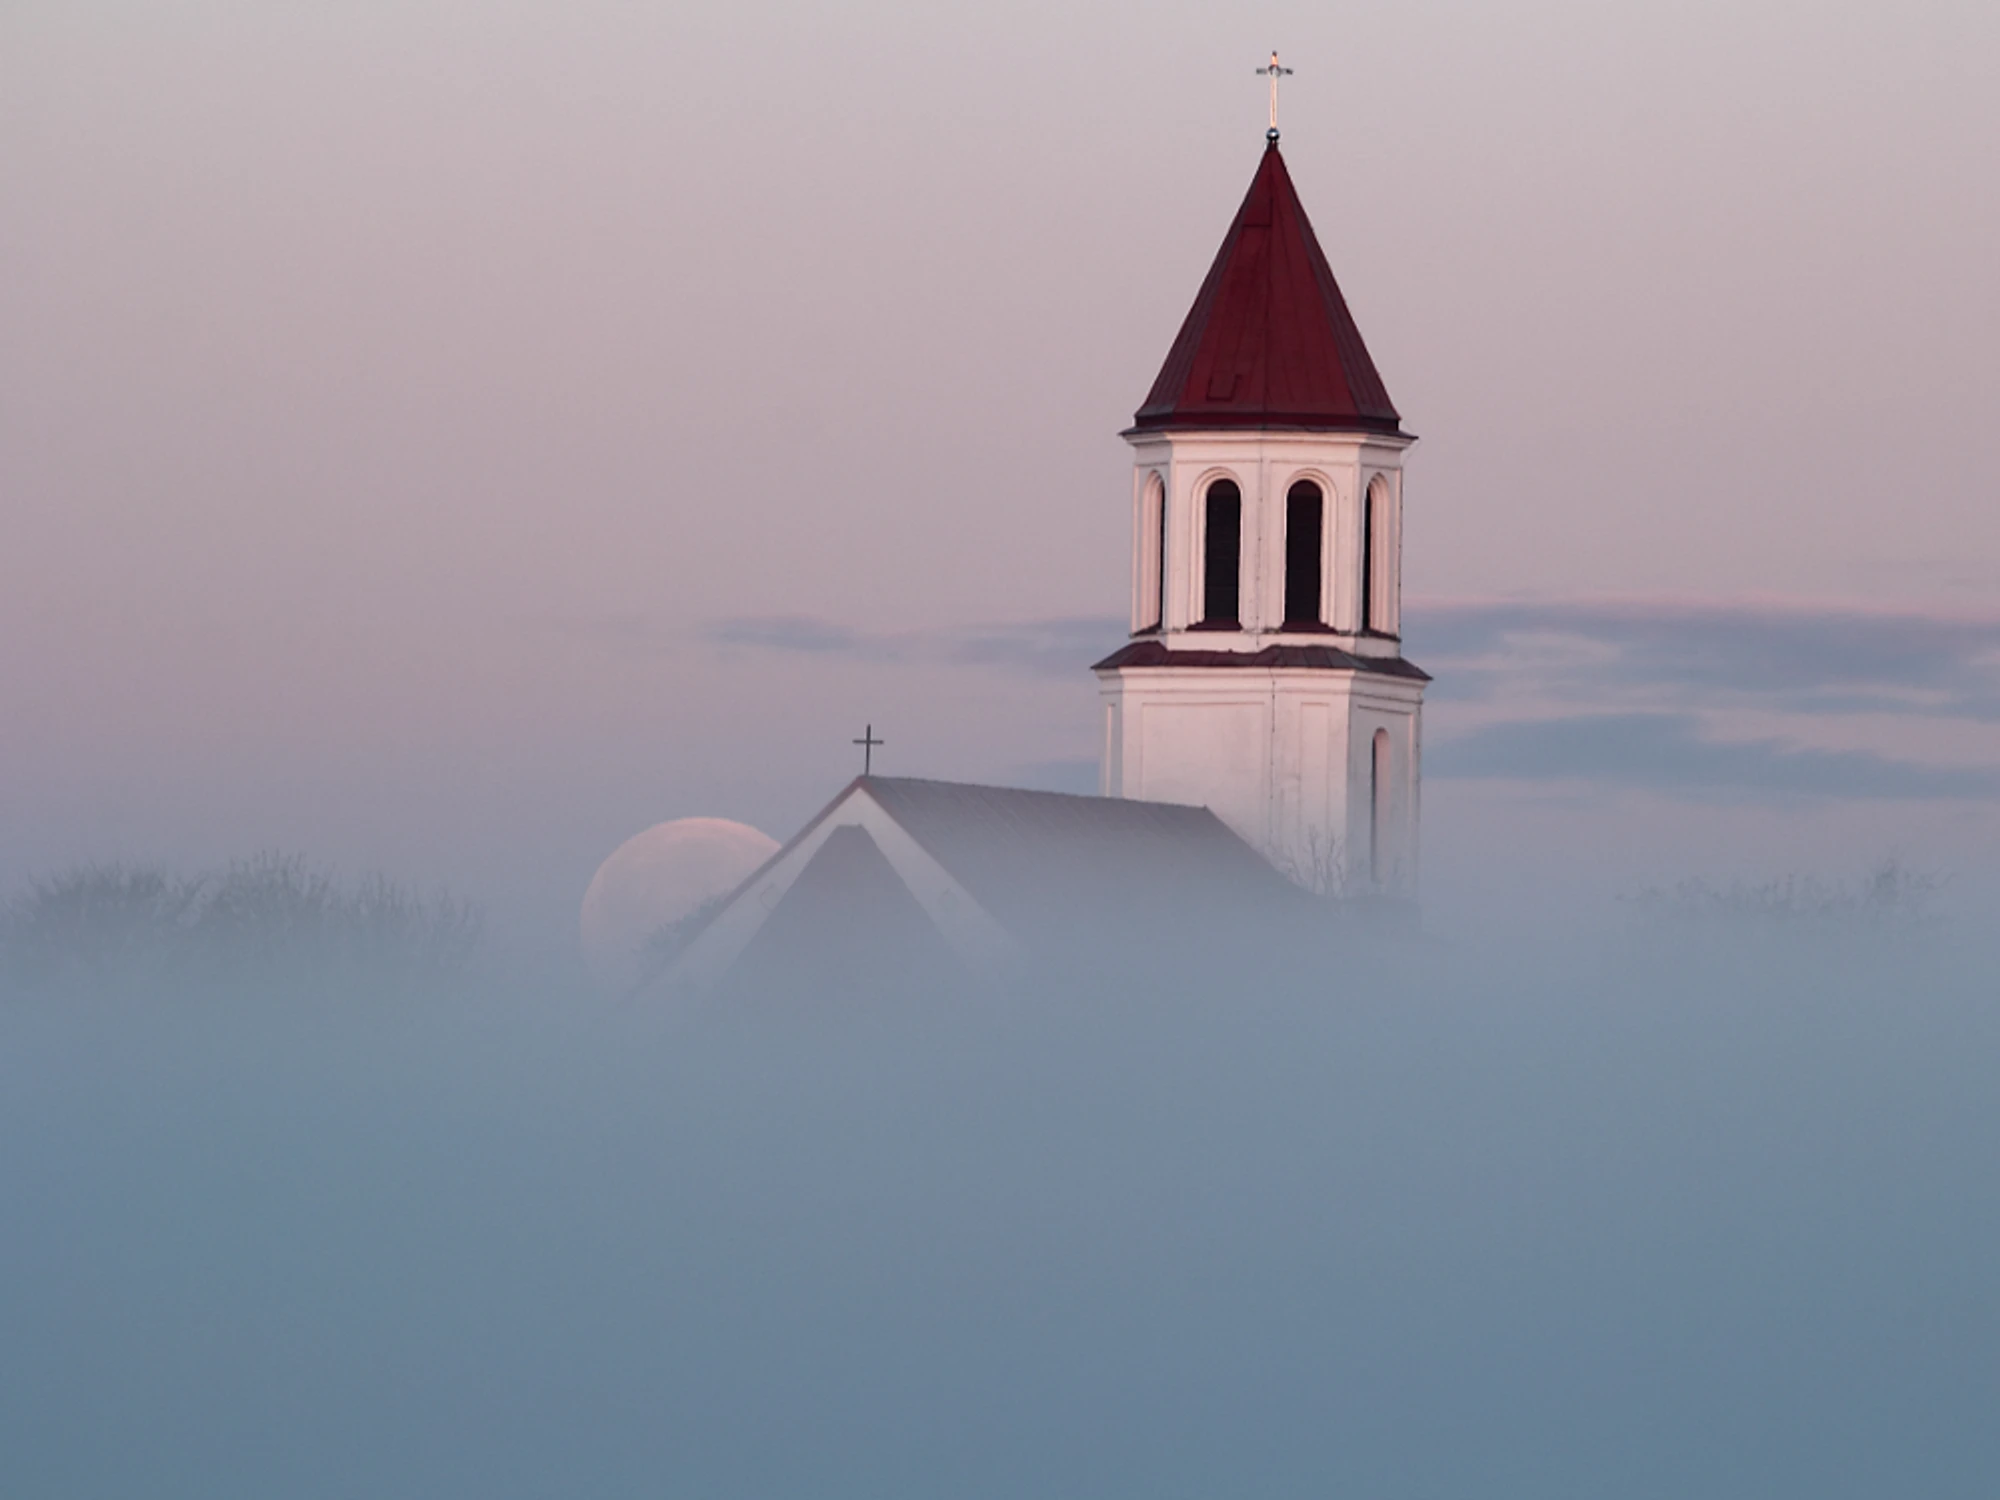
[1091,640,1431,680]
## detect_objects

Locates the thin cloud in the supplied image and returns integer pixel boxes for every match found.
[704,615,881,656]
[701,601,2000,803]
[948,619,1126,678]
[1408,599,2000,716]
[703,614,1126,678]
[707,599,2000,708]
[1430,712,2000,800]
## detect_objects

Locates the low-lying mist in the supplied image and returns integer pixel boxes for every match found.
[3,894,1994,1498]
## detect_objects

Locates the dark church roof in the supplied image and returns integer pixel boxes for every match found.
[662,776,1311,997]
[1132,140,1402,435]
[860,777,1299,938]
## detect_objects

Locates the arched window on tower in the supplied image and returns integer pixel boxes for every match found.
[1202,479,1241,626]
[1361,475,1389,634]
[1142,473,1166,631]
[1283,480,1324,627]
[1370,727,1391,886]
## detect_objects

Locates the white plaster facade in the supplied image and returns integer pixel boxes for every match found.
[1095,427,1425,895]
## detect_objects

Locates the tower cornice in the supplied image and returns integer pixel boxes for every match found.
[1121,426,1416,454]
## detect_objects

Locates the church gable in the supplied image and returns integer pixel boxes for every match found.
[662,779,1017,995]
[720,824,971,1004]
[659,777,1304,998]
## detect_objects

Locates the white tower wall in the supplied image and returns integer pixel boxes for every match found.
[1096,428,1426,896]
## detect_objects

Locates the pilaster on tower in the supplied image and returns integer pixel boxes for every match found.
[1094,137,1429,900]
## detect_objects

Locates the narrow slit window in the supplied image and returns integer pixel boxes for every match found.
[1137,476,1164,632]
[1202,480,1241,626]
[1370,728,1390,886]
[1283,480,1323,626]
[1360,479,1377,632]
[1150,475,1167,630]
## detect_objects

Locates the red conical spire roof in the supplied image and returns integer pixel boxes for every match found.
[1133,140,1401,435]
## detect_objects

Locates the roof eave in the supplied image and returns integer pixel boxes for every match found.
[1091,640,1433,680]
[1122,417,1416,443]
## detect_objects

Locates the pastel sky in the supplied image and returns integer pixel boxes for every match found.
[5,0,1999,942]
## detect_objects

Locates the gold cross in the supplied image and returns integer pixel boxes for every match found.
[1256,51,1294,140]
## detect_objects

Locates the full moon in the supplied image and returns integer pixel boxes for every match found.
[580,817,779,992]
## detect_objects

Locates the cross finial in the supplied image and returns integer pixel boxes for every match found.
[1256,51,1293,142]
[852,723,884,776]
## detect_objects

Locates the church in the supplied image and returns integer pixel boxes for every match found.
[660,117,1429,999]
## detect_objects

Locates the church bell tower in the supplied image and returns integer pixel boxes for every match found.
[1093,131,1428,897]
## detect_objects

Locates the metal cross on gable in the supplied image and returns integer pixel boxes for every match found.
[853,723,884,776]
[1257,51,1294,141]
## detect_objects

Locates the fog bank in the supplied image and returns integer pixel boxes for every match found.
[4,918,1994,1497]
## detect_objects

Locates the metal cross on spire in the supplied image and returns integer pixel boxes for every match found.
[1256,51,1294,141]
[853,723,884,776]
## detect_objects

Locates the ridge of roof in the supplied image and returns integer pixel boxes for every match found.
[1133,140,1401,436]
[860,775,1209,816]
